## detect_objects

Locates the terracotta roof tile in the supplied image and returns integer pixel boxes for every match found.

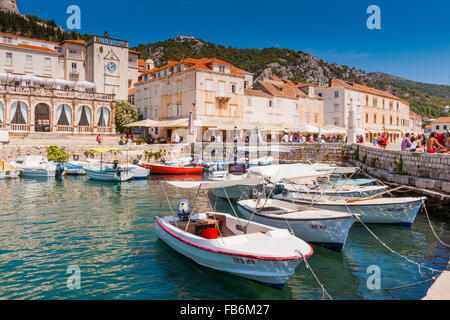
[434,117,450,123]
[0,42,57,53]
[0,32,59,45]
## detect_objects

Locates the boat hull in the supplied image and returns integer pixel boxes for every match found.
[282,184,387,198]
[237,204,355,252]
[0,170,20,179]
[155,217,306,288]
[84,168,119,182]
[280,197,425,226]
[209,184,261,200]
[141,162,203,175]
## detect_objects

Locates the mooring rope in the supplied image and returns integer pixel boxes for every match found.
[421,199,450,247]
[383,276,438,292]
[344,206,441,274]
[297,250,333,300]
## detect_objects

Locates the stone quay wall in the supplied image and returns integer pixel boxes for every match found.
[0,143,192,163]
[349,145,450,194]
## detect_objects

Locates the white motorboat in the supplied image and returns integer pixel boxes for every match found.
[10,156,65,178]
[208,173,264,200]
[0,161,20,179]
[242,164,357,251]
[237,199,357,252]
[278,183,388,198]
[274,193,427,226]
[84,148,149,182]
[156,181,313,288]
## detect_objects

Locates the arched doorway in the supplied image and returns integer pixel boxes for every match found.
[35,103,51,132]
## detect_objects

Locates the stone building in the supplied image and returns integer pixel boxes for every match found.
[315,79,411,143]
[431,117,450,134]
[0,84,115,134]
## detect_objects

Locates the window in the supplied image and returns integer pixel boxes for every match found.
[167,85,171,94]
[444,125,448,130]
[5,52,12,65]
[306,113,310,122]
[231,105,237,117]
[174,105,181,117]
[206,104,213,115]
[176,66,181,73]
[374,114,377,123]
[3,36,12,44]
[334,105,339,112]
[45,58,51,69]
[305,98,310,106]
[231,84,236,94]
[177,83,182,92]
[154,108,159,119]
[154,87,159,95]
[206,80,213,91]
[333,118,339,126]
[314,113,319,123]
[247,98,252,106]
[268,100,273,107]
[334,91,339,98]
[167,106,171,117]
[436,125,440,130]
[219,65,225,72]
[72,62,77,69]
[26,55,32,67]
[295,103,299,111]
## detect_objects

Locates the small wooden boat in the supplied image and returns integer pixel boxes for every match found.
[0,161,20,179]
[156,181,313,288]
[140,161,204,175]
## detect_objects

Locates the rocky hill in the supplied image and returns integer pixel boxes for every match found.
[0,0,19,14]
[134,37,450,119]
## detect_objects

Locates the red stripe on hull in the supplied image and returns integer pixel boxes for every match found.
[141,162,204,175]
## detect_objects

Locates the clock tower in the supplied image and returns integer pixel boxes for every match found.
[85,34,130,100]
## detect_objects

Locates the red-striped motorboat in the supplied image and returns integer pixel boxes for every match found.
[140,161,204,175]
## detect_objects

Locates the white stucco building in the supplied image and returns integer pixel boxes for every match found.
[315,79,411,143]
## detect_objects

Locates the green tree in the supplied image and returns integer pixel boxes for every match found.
[115,101,139,133]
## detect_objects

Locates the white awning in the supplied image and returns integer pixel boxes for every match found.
[125,118,189,128]
[247,164,322,183]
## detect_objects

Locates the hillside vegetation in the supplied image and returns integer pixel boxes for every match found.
[134,38,450,119]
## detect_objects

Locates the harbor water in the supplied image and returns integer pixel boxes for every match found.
[0,176,449,300]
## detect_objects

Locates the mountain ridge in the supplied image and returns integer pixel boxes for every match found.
[133,37,449,119]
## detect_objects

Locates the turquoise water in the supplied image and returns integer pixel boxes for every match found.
[0,176,448,300]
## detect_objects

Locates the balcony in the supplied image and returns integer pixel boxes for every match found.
[216,91,232,100]
[70,69,80,75]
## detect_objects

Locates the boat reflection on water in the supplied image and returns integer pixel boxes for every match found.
[153,240,293,299]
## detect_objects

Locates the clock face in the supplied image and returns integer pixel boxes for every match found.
[107,62,117,72]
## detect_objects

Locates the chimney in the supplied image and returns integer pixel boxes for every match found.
[328,78,333,88]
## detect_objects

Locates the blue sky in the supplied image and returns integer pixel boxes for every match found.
[17,0,450,85]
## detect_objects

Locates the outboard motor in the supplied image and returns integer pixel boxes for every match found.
[249,188,260,199]
[133,159,139,166]
[55,163,65,177]
[177,200,191,222]
[113,160,119,170]
[202,166,210,179]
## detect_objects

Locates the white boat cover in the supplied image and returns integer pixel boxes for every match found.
[247,164,322,183]
[166,178,264,190]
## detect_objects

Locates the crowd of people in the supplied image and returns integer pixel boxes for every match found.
[401,131,450,154]
[281,131,344,144]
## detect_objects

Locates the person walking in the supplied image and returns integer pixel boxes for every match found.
[380,133,388,149]
[96,134,102,145]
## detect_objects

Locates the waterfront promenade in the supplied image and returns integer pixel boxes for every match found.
[423,264,450,300]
